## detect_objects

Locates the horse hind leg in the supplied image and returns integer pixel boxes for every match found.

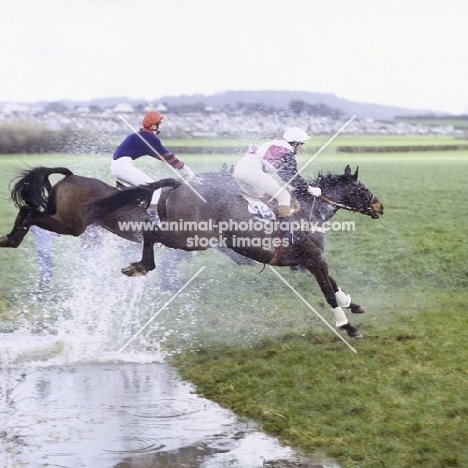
[121,235,156,277]
[121,262,149,277]
[0,207,32,248]
[1,209,87,248]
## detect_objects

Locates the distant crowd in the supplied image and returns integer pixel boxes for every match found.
[0,108,463,139]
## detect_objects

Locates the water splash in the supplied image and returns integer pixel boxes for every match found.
[0,196,338,468]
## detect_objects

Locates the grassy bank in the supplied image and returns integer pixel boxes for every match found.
[174,301,468,467]
[170,151,468,467]
[1,146,468,467]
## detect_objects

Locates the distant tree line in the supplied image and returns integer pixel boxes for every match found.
[212,100,343,118]
[288,100,343,118]
[0,122,111,154]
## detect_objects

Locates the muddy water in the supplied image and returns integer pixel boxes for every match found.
[0,338,337,468]
[0,360,290,467]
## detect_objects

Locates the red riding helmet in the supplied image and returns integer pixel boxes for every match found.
[142,111,164,128]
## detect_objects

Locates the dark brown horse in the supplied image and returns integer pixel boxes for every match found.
[1,165,383,338]
[85,164,383,338]
[0,166,179,248]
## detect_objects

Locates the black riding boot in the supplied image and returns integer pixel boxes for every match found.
[279,216,305,245]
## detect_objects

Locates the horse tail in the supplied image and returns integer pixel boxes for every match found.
[86,178,181,222]
[10,166,74,213]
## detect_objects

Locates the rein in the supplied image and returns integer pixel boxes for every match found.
[319,194,356,212]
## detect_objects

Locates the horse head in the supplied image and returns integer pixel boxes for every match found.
[315,165,383,219]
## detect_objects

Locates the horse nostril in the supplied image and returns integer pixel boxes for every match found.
[373,202,383,212]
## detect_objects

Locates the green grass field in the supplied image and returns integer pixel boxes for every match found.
[164,133,468,149]
[1,142,468,467]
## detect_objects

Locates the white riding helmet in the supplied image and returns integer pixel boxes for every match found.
[283,127,311,143]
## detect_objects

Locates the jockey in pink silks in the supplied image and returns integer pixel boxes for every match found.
[233,127,321,244]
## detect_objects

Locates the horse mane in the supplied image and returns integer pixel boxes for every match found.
[11,166,73,212]
[311,171,343,187]
[198,165,238,188]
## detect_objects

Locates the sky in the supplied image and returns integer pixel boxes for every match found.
[1,0,467,114]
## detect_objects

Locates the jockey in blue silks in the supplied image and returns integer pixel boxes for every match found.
[111,111,196,224]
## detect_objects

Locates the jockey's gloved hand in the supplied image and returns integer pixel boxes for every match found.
[307,185,321,197]
[179,165,199,182]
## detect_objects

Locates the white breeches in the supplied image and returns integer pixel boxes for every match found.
[111,157,161,205]
[233,153,291,208]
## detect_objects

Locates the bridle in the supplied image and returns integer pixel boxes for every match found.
[319,185,376,215]
[303,175,380,223]
[319,194,356,212]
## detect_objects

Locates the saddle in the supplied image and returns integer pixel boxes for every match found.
[115,180,129,190]
[114,180,173,221]
[239,192,300,221]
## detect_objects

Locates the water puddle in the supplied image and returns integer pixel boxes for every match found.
[0,352,337,468]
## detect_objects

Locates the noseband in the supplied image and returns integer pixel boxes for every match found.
[319,194,355,211]
[319,192,376,214]
[315,174,377,216]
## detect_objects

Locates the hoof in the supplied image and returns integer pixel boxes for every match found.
[350,303,366,314]
[0,235,9,247]
[339,322,364,339]
[121,262,148,277]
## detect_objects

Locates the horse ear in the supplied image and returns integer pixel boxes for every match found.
[353,166,359,180]
[344,165,352,176]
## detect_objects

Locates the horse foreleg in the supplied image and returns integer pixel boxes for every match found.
[328,276,366,314]
[308,261,363,338]
[121,235,156,277]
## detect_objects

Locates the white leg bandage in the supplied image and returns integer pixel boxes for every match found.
[335,288,351,308]
[332,306,348,327]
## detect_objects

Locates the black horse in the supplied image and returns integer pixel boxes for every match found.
[86,165,383,338]
[1,165,383,338]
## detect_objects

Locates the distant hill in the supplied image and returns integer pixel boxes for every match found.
[11,90,448,121]
[153,90,437,120]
